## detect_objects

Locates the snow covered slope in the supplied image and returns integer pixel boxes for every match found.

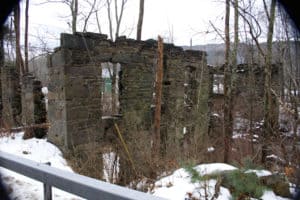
[0,132,83,200]
[152,163,292,200]
[0,132,295,200]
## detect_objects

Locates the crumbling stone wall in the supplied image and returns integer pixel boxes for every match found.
[47,49,68,146]
[22,74,47,138]
[21,74,35,126]
[210,63,282,131]
[161,49,209,157]
[47,32,209,159]
[234,64,281,122]
[1,65,22,128]
[46,32,209,184]
[114,37,156,135]
[48,33,103,148]
[0,66,47,133]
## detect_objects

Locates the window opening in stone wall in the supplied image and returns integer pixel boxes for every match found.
[213,74,224,94]
[184,66,197,108]
[101,62,121,116]
[183,65,197,136]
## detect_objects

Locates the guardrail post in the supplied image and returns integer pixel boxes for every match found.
[43,162,52,200]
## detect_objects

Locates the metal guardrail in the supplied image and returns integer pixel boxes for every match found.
[0,151,166,200]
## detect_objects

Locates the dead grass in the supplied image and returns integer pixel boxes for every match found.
[64,142,104,180]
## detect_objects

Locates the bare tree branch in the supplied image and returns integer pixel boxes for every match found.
[262,0,270,21]
[82,0,97,32]
[209,20,225,42]
[95,10,102,33]
[237,3,265,58]
[115,0,127,39]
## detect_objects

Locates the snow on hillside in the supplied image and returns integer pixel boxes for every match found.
[152,164,234,200]
[152,163,291,200]
[0,132,83,200]
[0,132,295,200]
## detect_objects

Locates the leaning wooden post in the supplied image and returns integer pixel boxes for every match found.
[152,36,164,158]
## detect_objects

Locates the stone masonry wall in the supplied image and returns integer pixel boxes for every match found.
[1,66,22,128]
[47,32,208,153]
[48,33,103,148]
[233,64,282,126]
[21,74,35,126]
[210,63,282,130]
[22,74,47,138]
[48,49,68,147]
[161,48,209,156]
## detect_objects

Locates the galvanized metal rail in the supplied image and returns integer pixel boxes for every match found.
[0,151,165,200]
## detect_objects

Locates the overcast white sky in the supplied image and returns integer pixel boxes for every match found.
[20,0,226,50]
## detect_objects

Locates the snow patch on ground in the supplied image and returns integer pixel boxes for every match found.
[0,132,83,200]
[153,163,292,200]
[154,178,232,200]
[207,147,215,152]
[193,163,237,175]
[103,151,119,183]
[245,169,272,177]
[261,190,291,200]
[266,154,285,163]
[153,163,236,200]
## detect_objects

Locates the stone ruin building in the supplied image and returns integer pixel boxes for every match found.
[46,32,210,151]
[210,63,282,132]
[0,32,283,182]
[0,31,283,150]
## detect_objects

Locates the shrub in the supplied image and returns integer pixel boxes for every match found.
[184,165,269,200]
[223,170,268,200]
[184,165,222,200]
[185,165,203,183]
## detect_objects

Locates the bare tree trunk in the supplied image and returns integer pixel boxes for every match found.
[24,0,29,73]
[71,0,78,34]
[278,6,299,137]
[114,0,126,39]
[7,19,14,62]
[95,10,102,33]
[106,0,127,41]
[249,42,256,154]
[223,0,231,163]
[225,0,239,162]
[106,0,113,40]
[114,0,119,39]
[136,0,144,41]
[111,63,117,114]
[232,0,239,88]
[262,0,276,164]
[291,35,299,137]
[105,0,127,114]
[0,28,4,67]
[0,27,4,123]
[13,4,24,75]
[152,36,163,160]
